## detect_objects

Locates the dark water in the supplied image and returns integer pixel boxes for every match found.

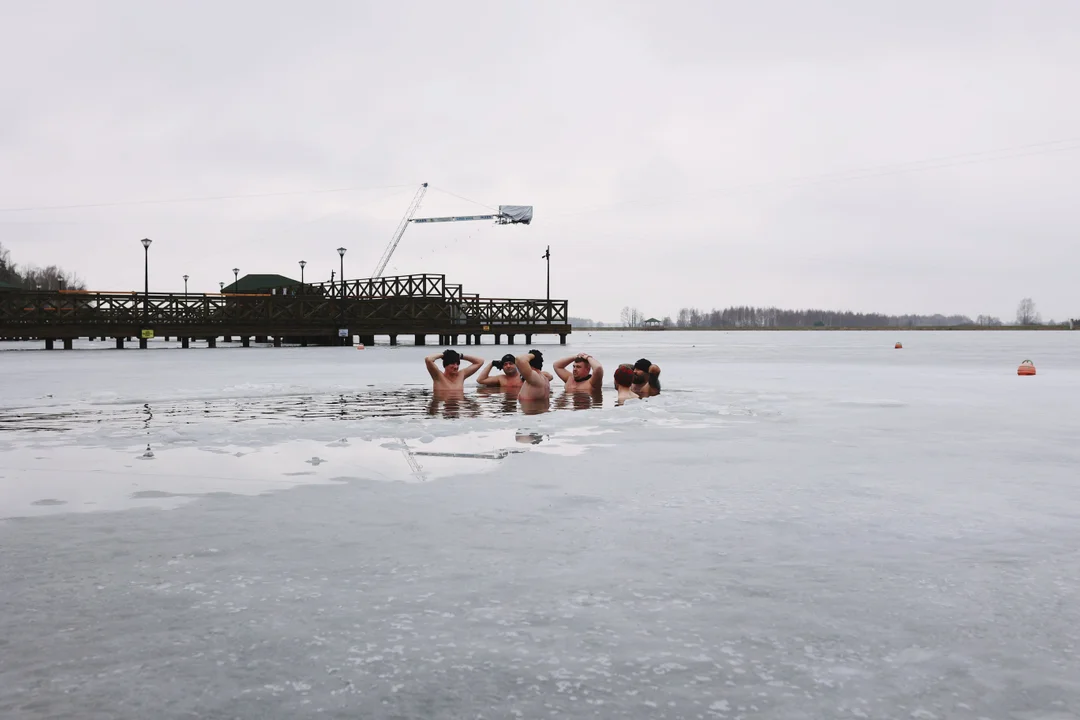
[0,386,607,433]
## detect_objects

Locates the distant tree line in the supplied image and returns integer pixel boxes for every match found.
[565,298,1069,329]
[673,306,978,328]
[0,242,86,290]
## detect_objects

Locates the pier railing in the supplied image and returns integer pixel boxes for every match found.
[0,289,569,332]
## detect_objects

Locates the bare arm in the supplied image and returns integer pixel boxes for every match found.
[475,360,501,387]
[647,364,661,392]
[552,355,575,383]
[459,354,485,380]
[515,353,546,389]
[424,353,443,381]
[587,355,605,390]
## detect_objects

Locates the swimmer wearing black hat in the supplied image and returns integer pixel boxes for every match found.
[552,353,604,392]
[630,358,661,397]
[475,353,524,390]
[514,349,553,401]
[424,348,485,394]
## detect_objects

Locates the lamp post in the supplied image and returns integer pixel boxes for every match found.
[141,238,152,322]
[183,274,189,298]
[337,248,346,298]
[541,245,550,301]
[336,248,347,344]
[299,260,306,286]
[232,268,239,289]
[219,281,224,293]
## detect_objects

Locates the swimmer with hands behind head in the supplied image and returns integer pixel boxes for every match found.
[631,358,661,397]
[514,349,553,401]
[553,353,604,393]
[425,349,484,395]
[475,353,523,390]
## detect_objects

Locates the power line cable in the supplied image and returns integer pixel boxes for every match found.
[0,183,415,214]
[544,136,1080,219]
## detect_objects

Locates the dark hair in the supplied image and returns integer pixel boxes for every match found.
[573,356,589,364]
[500,353,516,366]
[441,349,461,366]
[634,358,652,372]
[528,349,544,369]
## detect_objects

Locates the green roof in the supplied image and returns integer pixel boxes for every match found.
[222,274,300,293]
[0,279,23,291]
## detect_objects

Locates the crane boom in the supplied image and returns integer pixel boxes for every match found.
[372,182,429,278]
[373,187,532,277]
[410,214,498,224]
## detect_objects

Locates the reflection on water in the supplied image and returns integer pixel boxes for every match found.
[1,427,613,518]
[554,390,603,411]
[0,386,608,433]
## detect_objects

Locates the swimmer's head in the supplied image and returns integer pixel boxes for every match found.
[572,356,591,380]
[500,353,518,375]
[528,349,544,369]
[441,349,461,374]
[614,364,635,388]
[633,357,652,384]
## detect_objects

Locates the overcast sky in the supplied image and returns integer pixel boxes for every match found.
[2,1,1079,322]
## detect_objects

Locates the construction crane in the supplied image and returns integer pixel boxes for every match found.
[371,182,534,278]
[371,183,430,279]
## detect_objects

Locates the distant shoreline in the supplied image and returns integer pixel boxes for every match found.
[576,325,1074,332]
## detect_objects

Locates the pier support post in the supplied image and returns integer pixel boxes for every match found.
[507,334,515,345]
[301,338,308,347]
[465,335,472,345]
[44,338,54,350]
[560,333,567,345]
[115,338,124,350]
[415,334,426,346]
[255,335,268,344]
[359,334,375,346]
[389,335,398,346]
[494,334,501,345]
[273,337,282,347]
[223,335,232,342]
[525,333,532,344]
[63,338,73,350]
[207,337,216,348]
[139,337,148,349]
[242,337,250,348]
[181,337,190,349]
[474,334,481,345]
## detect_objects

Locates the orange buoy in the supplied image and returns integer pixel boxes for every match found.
[895,342,903,349]
[356,344,365,350]
[1017,359,1035,376]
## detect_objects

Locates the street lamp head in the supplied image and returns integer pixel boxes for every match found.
[232,268,239,274]
[299,260,307,268]
[219,282,224,290]
[337,247,346,257]
[141,238,152,249]
[183,274,189,281]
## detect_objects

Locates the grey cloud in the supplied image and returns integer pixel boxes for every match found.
[2,0,1079,321]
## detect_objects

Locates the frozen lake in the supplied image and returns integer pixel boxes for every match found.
[2,330,1079,719]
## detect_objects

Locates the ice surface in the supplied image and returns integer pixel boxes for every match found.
[2,331,1079,718]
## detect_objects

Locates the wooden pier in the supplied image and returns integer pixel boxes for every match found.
[0,273,571,349]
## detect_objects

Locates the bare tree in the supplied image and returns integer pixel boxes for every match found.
[1016,298,1040,325]
[0,242,86,289]
[620,306,644,327]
